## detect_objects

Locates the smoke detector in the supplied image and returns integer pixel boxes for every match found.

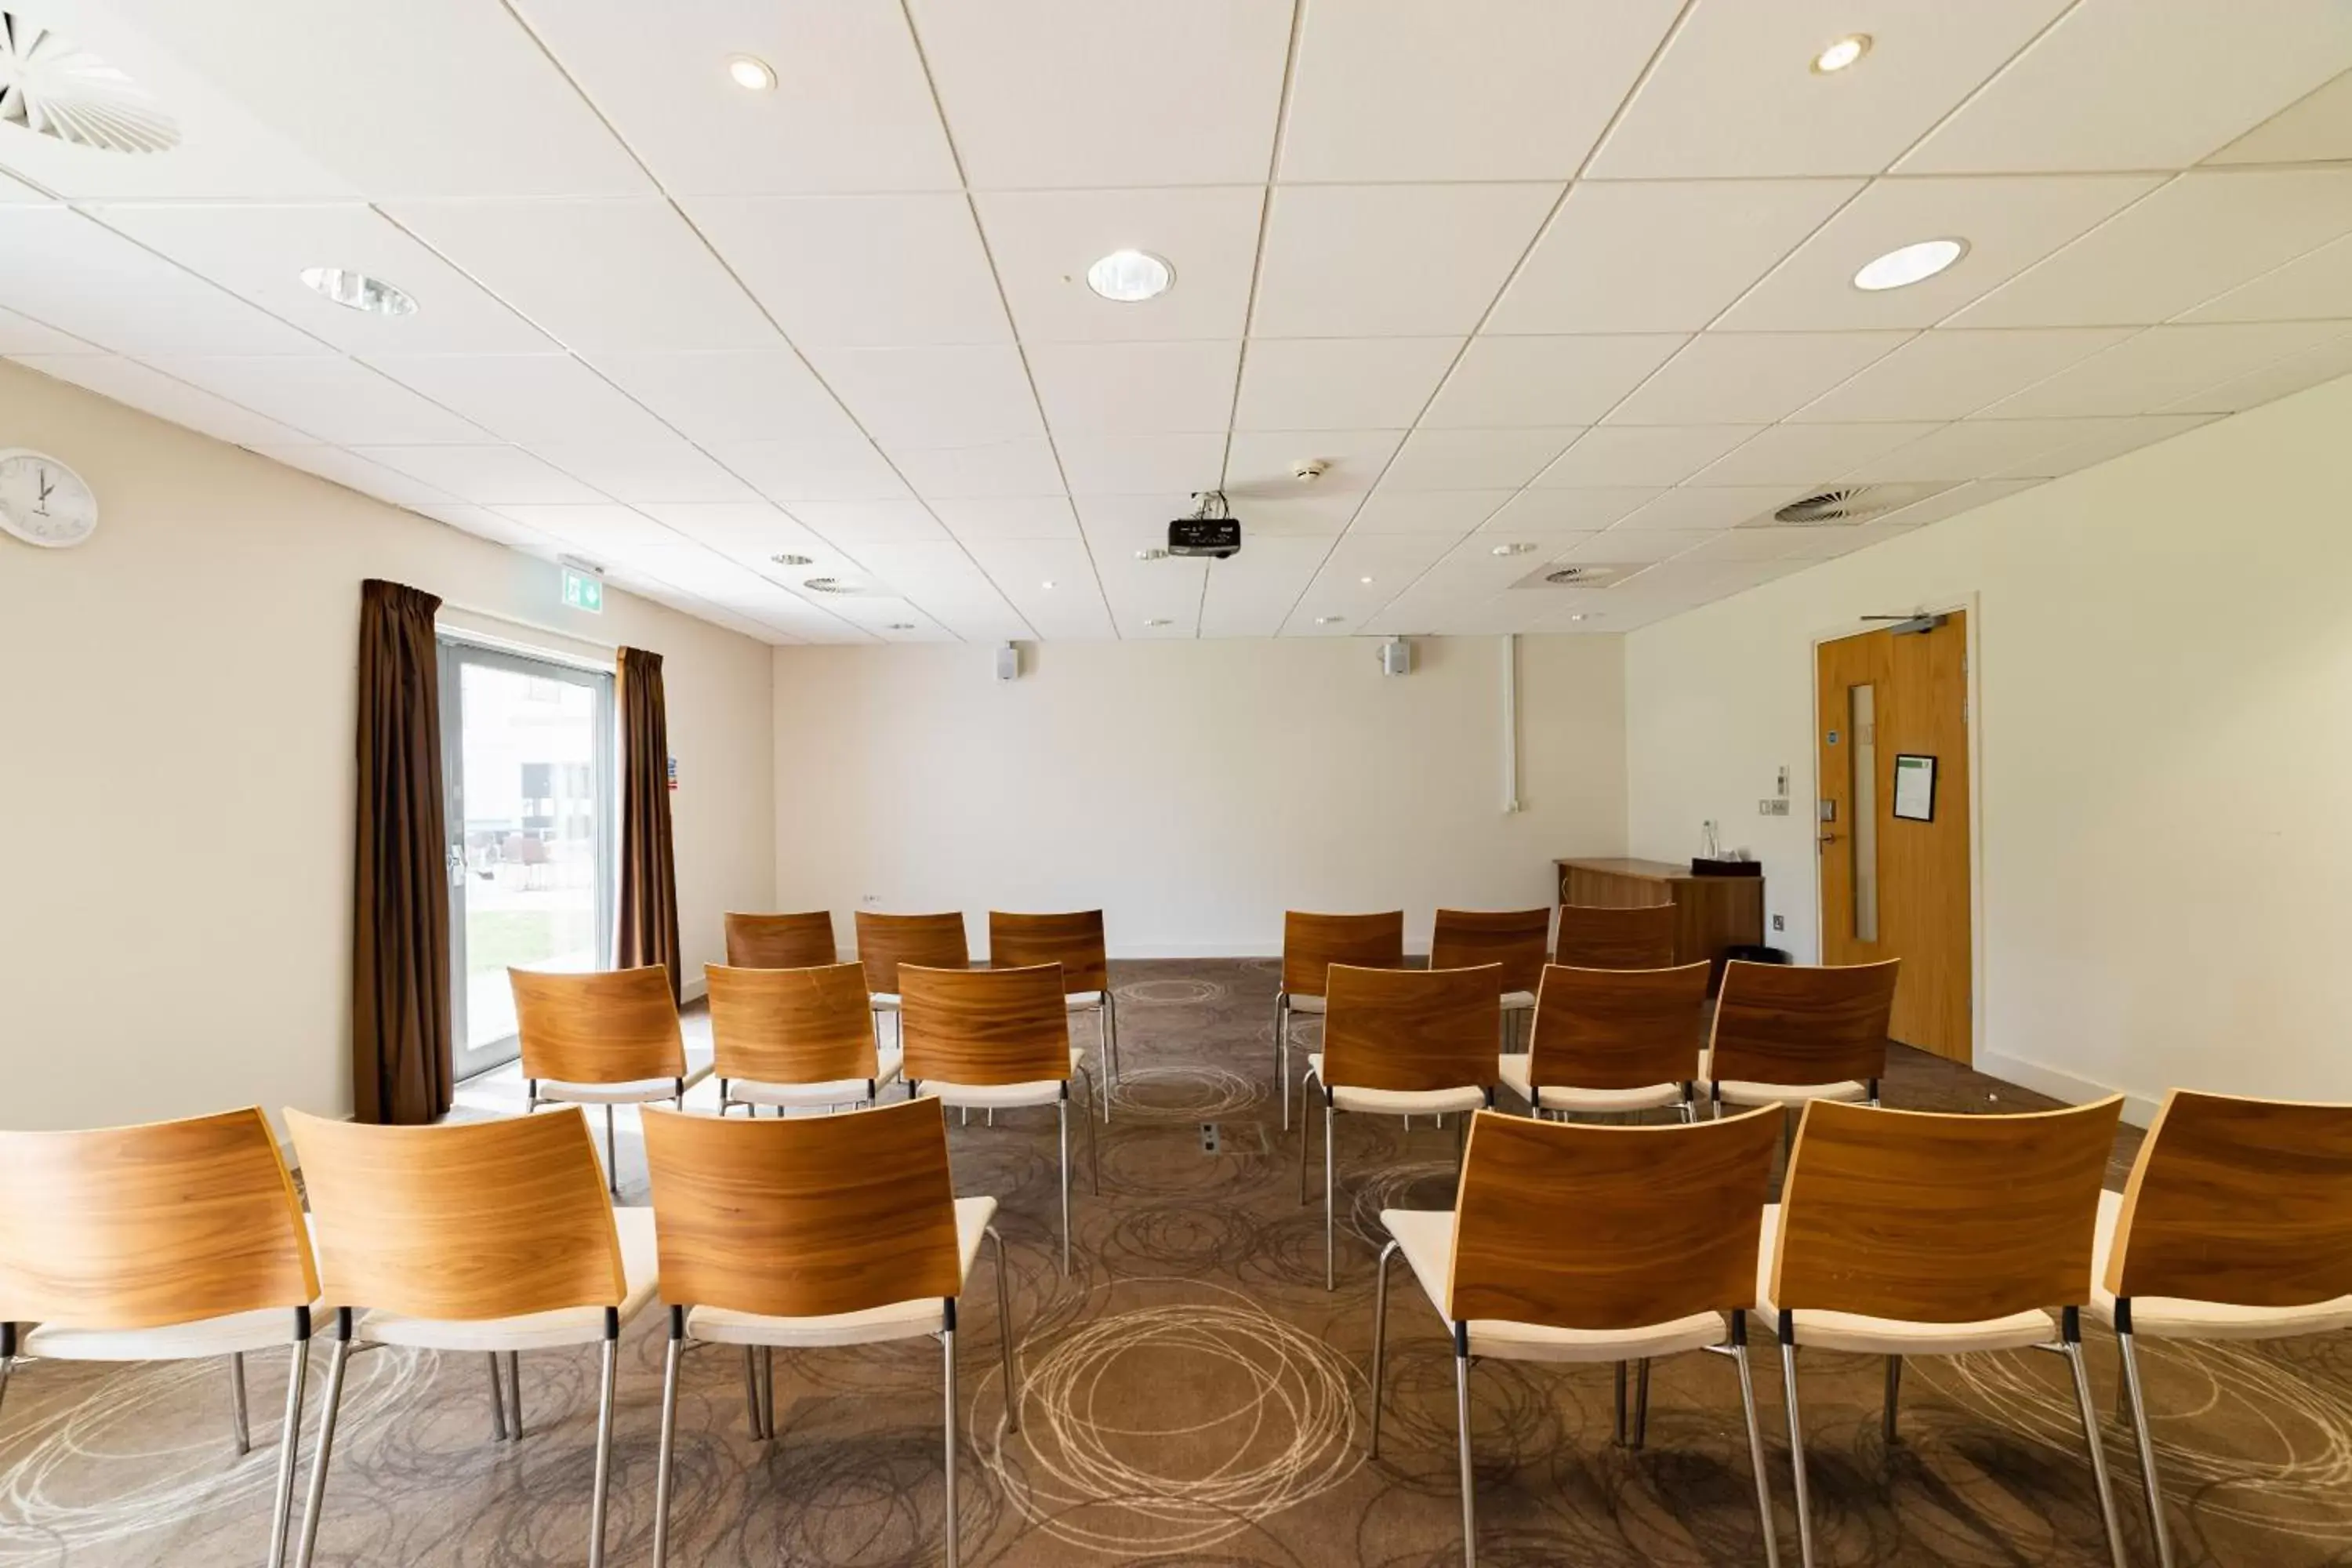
[1750,482,1953,528]
[0,13,180,153]
[1509,561,1640,590]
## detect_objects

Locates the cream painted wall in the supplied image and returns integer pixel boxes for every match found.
[1625,374,2352,1120]
[771,633,1626,956]
[0,361,775,1131]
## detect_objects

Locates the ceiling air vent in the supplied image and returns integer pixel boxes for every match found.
[801,576,864,595]
[0,13,180,153]
[1744,481,1955,529]
[1508,561,1640,590]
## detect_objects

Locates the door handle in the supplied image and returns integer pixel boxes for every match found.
[1818,833,1840,845]
[446,844,467,887]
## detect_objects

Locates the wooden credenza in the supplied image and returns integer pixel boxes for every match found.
[1555,858,1766,988]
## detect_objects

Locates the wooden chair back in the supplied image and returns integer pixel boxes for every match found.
[1525,961,1711,1091]
[2106,1089,2352,1307]
[1321,964,1501,1094]
[724,910,837,970]
[855,911,969,996]
[1430,908,1552,995]
[0,1108,317,1330]
[1708,958,1900,1087]
[901,964,1072,1087]
[706,963,880,1087]
[285,1107,626,1321]
[989,910,1109,994]
[510,966,686,1086]
[1553,902,1676,970]
[1448,1106,1780,1330]
[1773,1096,2122,1323]
[1280,909,1405,998]
[644,1097,963,1318]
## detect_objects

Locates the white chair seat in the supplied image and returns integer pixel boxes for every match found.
[356,1208,662,1353]
[1306,1054,1486,1116]
[915,1047,1088,1110]
[688,1198,996,1349]
[2085,1188,2352,1341]
[869,993,901,1013]
[1755,1203,2056,1354]
[1065,991,1105,1010]
[1287,993,1327,1015]
[1497,1054,1686,1114]
[535,1063,716,1105]
[1501,990,1537,1012]
[1717,1078,1870,1109]
[1384,1208,1726,1364]
[27,1303,327,1363]
[728,1053,904,1109]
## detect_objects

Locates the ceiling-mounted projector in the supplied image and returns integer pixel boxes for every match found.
[1168,490,1241,559]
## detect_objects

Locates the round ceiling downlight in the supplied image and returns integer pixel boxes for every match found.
[1086,249,1174,303]
[1853,238,1966,292]
[1811,34,1871,73]
[0,13,180,153]
[300,267,417,317]
[728,55,776,91]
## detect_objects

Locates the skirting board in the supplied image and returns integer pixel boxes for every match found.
[1973,1047,2160,1128]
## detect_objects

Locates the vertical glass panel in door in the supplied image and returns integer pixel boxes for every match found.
[443,642,615,1078]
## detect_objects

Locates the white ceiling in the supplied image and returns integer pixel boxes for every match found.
[7,1,2352,644]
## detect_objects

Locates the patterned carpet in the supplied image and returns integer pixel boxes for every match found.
[3,959,2349,1566]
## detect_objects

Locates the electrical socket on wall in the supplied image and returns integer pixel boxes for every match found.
[1772,915,1786,931]
[1759,798,1791,815]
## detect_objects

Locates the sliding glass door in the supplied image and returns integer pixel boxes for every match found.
[439,639,616,1079]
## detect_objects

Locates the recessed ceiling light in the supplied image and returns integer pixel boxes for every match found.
[1490,542,1537,557]
[770,552,812,567]
[1853,238,1967,292]
[1134,546,1169,561]
[1316,615,1345,626]
[1811,34,1871,74]
[299,267,416,317]
[1145,617,1172,627]
[1085,249,1174,303]
[1040,579,1056,590]
[1359,575,1374,585]
[1569,613,1592,622]
[728,55,776,91]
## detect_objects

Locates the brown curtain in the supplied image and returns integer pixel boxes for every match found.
[616,647,682,1002]
[352,579,453,1124]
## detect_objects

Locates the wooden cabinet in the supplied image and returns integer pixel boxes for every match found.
[1554,858,1765,989]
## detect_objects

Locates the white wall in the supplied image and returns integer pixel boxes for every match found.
[774,634,1626,955]
[1625,374,2352,1120]
[0,361,775,1131]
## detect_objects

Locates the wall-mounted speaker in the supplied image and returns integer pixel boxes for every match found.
[995,643,1020,682]
[1379,637,1413,677]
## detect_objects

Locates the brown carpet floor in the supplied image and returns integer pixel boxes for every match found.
[2,959,2347,1566]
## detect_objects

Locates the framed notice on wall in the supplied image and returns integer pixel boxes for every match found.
[1893,753,1937,821]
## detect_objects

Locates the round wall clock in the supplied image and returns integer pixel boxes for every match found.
[0,449,98,549]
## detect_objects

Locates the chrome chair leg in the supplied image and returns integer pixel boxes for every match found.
[2117,1325,2176,1568]
[228,1352,252,1456]
[265,1316,310,1568]
[1454,1330,1479,1568]
[1632,1358,1650,1449]
[1106,989,1121,1085]
[1078,1067,1102,1191]
[486,1352,508,1442]
[1323,1098,1338,1291]
[1275,993,1290,1132]
[741,1346,764,1439]
[1370,1240,1398,1458]
[1781,1338,1816,1568]
[604,1105,620,1197]
[1714,1319,1782,1568]
[1613,1360,1628,1446]
[2060,1313,2128,1568]
[989,1225,1019,1430]
[1298,1077,1315,1206]
[760,1345,775,1442]
[654,1309,684,1568]
[505,1350,523,1438]
[942,1318,960,1568]
[1058,1095,1073,1276]
[292,1310,354,1568]
[587,1317,620,1568]
[1882,1355,1902,1447]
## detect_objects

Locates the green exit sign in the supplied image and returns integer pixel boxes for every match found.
[562,567,604,613]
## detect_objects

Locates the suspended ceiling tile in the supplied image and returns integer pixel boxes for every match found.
[881,439,1066,499]
[1232,338,1464,431]
[1692,422,1944,486]
[2000,416,2220,478]
[1026,340,1240,435]
[1792,327,2138,423]
[1378,428,1582,492]
[1606,332,1912,426]
[584,351,863,446]
[977,187,1264,343]
[2156,332,2352,416]
[1223,430,1404,497]
[1982,321,2350,418]
[363,354,673,446]
[151,355,494,445]
[0,209,321,357]
[1250,183,1561,339]
[2206,68,2352,165]
[527,439,761,504]
[1477,488,1664,535]
[801,345,1044,447]
[1615,485,1809,530]
[710,439,914,503]
[925,496,1083,540]
[1052,432,1228,495]
[249,444,460,506]
[1422,335,1687,429]
[1348,490,1514,535]
[357,446,610,506]
[2182,232,2352,324]
[1534,425,1763,488]
[18,355,318,448]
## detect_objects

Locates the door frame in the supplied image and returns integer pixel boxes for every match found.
[1806,591,1984,1066]
[437,633,619,1080]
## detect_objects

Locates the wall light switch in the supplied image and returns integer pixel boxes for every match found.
[1759,798,1791,815]
[1772,914,1786,931]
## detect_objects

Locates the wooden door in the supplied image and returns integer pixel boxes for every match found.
[1815,612,1972,1062]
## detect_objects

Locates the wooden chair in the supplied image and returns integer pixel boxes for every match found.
[902,964,1098,1275]
[855,910,971,1047]
[0,1108,321,1568]
[1431,907,1552,1049]
[643,1097,1014,1568]
[282,1106,659,1568]
[1301,964,1501,1290]
[2092,1090,2352,1568]
[723,909,837,969]
[991,909,1120,1107]
[1500,961,1711,1123]
[706,962,898,1113]
[1275,909,1405,1132]
[512,965,711,1195]
[1553,902,1676,970]
[1764,1097,2128,1568]
[1701,958,1900,1118]
[1374,1107,1785,1568]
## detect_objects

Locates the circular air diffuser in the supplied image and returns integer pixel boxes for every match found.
[0,13,180,154]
